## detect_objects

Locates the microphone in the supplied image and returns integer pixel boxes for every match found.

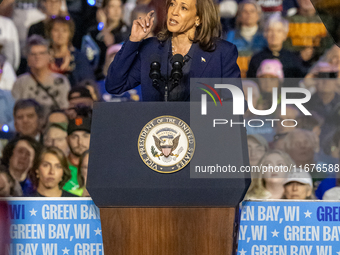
[170,54,184,90]
[149,54,161,88]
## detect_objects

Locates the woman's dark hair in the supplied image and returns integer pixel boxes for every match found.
[1,136,42,168]
[157,0,222,52]
[77,150,89,188]
[29,146,71,189]
[45,16,75,45]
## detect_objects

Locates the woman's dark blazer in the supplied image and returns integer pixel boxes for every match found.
[105,37,241,101]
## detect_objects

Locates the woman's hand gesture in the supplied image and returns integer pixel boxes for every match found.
[129,11,155,42]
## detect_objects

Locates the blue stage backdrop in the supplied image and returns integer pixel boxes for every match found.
[238,200,340,255]
[5,198,103,255]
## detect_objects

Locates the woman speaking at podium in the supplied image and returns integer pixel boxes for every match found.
[105,0,241,101]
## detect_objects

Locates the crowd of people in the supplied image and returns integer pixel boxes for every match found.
[0,97,92,197]
[0,0,339,199]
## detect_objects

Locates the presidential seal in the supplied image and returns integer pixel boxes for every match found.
[138,116,195,173]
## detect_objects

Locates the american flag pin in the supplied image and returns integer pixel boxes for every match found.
[201,57,206,62]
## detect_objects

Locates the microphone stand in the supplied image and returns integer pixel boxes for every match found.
[164,82,168,102]
[168,54,184,100]
[149,60,166,101]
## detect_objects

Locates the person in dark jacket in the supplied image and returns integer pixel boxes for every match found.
[86,0,130,79]
[105,0,241,101]
[46,16,95,87]
[247,13,306,78]
[1,136,42,196]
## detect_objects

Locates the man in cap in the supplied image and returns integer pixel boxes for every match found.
[63,117,91,196]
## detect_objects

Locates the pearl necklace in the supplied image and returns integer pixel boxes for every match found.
[171,38,190,56]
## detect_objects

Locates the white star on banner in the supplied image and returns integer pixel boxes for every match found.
[62,247,70,255]
[336,251,340,255]
[304,210,312,218]
[94,228,102,235]
[271,229,279,237]
[239,248,247,255]
[29,208,37,216]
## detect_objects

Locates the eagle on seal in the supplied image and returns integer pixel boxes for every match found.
[153,133,180,158]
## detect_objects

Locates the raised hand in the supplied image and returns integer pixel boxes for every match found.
[129,10,155,42]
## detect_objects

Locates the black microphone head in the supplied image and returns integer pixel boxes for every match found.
[149,53,161,83]
[172,54,184,65]
[151,61,161,70]
[173,62,182,69]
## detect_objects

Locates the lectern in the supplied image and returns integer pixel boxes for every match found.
[88,102,250,255]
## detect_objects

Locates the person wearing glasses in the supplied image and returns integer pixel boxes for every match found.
[12,35,70,118]
[43,123,70,157]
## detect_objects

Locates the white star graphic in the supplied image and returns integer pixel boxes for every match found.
[239,248,247,255]
[62,247,70,255]
[336,251,340,255]
[271,229,279,237]
[304,210,312,218]
[94,228,102,235]
[29,208,37,216]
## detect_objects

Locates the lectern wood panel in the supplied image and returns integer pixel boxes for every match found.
[100,207,236,255]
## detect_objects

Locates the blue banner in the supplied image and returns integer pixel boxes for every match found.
[238,200,340,255]
[4,198,103,255]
